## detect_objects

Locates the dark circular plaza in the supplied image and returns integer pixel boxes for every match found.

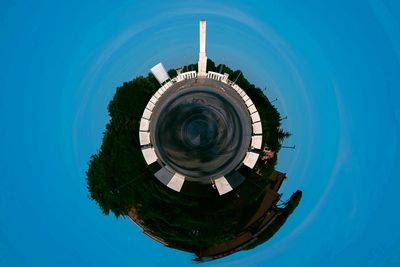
[150,82,252,182]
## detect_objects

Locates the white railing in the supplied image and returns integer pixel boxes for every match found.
[176,71,197,81]
[207,71,224,81]
[163,80,173,90]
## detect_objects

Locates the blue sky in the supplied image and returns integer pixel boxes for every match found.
[0,0,399,266]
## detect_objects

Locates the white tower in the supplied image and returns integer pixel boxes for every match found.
[198,20,207,76]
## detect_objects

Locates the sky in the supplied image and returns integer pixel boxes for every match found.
[0,0,400,266]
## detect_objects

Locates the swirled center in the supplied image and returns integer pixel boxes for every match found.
[152,87,251,181]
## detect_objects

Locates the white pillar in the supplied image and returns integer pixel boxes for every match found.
[198,20,207,76]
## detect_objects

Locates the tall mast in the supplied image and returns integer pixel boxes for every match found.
[198,20,207,76]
